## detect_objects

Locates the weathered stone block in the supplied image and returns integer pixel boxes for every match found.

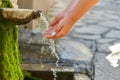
[74,74,90,80]
[56,37,93,63]
[74,25,109,35]
[94,53,120,80]
[19,28,57,63]
[104,30,120,39]
[71,34,101,40]
[97,43,111,53]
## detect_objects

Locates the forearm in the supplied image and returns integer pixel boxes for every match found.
[63,0,79,12]
[70,0,99,21]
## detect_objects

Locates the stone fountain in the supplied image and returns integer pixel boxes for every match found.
[0,0,94,80]
[0,0,58,79]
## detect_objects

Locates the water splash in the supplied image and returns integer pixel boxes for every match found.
[35,12,60,80]
[33,12,49,34]
[51,68,57,80]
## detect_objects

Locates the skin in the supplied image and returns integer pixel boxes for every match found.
[45,0,99,39]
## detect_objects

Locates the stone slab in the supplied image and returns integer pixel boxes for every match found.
[96,38,115,43]
[19,28,57,63]
[74,25,109,35]
[97,43,112,53]
[98,21,120,29]
[71,34,101,40]
[94,53,120,80]
[74,74,90,80]
[104,30,120,39]
[56,37,93,63]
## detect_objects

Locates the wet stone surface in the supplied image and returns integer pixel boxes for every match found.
[19,28,57,63]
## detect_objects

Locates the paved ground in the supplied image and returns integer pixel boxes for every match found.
[46,0,120,80]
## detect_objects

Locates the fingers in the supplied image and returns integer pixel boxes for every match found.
[51,14,63,27]
[45,23,63,38]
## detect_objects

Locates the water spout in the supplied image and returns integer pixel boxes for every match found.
[0,8,41,25]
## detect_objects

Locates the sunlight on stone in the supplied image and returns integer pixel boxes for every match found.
[106,43,120,67]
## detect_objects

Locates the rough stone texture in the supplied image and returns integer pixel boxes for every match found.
[74,25,109,35]
[71,34,101,40]
[19,28,57,63]
[97,43,112,53]
[74,74,90,80]
[56,37,93,63]
[96,38,115,43]
[98,21,120,29]
[95,53,120,80]
[0,8,41,24]
[56,37,94,76]
[104,30,120,39]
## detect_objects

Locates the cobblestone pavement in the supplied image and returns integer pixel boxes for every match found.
[45,0,120,80]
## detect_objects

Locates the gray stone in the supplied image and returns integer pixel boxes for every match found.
[94,53,120,80]
[56,37,93,63]
[71,34,101,40]
[74,21,86,27]
[83,19,98,24]
[97,43,111,53]
[74,74,90,80]
[84,13,107,21]
[0,8,41,24]
[74,64,87,73]
[104,30,120,39]
[78,39,96,52]
[98,21,120,29]
[103,14,120,20]
[74,25,109,35]
[19,28,57,63]
[113,40,120,44]
[96,38,115,43]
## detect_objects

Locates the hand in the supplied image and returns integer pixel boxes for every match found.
[45,12,75,39]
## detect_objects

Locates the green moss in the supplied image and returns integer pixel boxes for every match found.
[0,0,23,80]
[23,71,41,80]
[0,0,13,8]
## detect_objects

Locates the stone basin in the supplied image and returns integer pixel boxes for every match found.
[0,8,41,24]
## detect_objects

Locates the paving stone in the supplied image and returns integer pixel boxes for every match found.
[56,37,93,63]
[113,40,120,44]
[83,19,98,24]
[98,21,120,29]
[74,74,90,80]
[74,25,109,35]
[74,21,86,27]
[97,43,112,53]
[71,34,101,40]
[104,30,120,39]
[96,38,116,43]
[95,53,120,80]
[103,14,120,20]
[77,39,96,52]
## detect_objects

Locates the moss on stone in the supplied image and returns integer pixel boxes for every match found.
[0,0,23,80]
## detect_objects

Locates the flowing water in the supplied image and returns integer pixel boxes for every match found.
[35,12,60,80]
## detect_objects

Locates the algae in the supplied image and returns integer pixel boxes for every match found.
[0,0,23,80]
[23,71,41,80]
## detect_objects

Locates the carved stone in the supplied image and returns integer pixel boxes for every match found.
[0,8,41,24]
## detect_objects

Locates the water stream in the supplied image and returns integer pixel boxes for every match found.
[35,12,59,80]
